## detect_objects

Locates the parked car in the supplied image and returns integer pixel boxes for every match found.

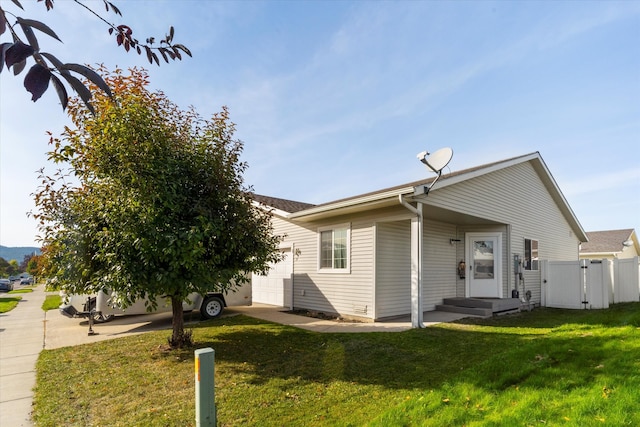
[20,277,34,285]
[0,279,14,292]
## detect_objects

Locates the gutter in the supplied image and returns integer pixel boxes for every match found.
[289,186,415,220]
[398,194,419,216]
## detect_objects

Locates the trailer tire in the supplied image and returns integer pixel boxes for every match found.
[200,296,224,320]
[93,312,115,323]
[88,298,115,323]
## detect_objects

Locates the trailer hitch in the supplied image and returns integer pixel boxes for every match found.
[67,297,99,335]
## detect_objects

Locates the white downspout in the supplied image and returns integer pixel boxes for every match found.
[290,243,295,311]
[399,195,424,328]
[507,224,512,297]
[372,223,378,320]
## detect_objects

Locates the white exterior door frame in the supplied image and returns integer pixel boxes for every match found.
[465,232,503,298]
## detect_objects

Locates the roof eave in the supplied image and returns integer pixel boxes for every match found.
[529,155,588,242]
[413,152,541,194]
[580,251,620,257]
[414,153,588,242]
[252,200,291,219]
[287,152,589,242]
[288,186,415,221]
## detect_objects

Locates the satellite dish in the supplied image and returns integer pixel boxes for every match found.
[417,147,453,174]
[416,147,454,195]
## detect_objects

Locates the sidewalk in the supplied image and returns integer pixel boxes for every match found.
[0,285,46,427]
[0,286,180,427]
[227,303,474,332]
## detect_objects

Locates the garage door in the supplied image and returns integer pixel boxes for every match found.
[252,248,292,306]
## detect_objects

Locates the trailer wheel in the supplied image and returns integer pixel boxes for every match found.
[200,296,224,319]
[93,312,115,323]
[88,298,114,323]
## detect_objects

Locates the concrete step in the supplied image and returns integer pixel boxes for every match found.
[495,308,521,316]
[435,304,493,318]
[443,297,493,309]
[492,299,521,313]
[443,297,522,314]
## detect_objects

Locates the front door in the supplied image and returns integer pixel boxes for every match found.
[466,232,502,298]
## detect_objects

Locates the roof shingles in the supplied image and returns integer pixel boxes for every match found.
[252,194,315,213]
[580,229,634,254]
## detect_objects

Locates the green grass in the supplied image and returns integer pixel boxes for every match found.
[33,303,640,426]
[0,294,22,312]
[0,288,33,312]
[9,287,34,294]
[42,294,62,311]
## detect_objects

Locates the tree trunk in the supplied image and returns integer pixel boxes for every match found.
[169,295,191,348]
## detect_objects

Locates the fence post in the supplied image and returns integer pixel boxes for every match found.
[195,348,216,427]
[540,260,548,307]
[603,259,613,307]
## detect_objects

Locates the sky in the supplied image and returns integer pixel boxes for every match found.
[1,0,639,247]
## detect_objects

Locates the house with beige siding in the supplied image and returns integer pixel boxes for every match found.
[251,152,588,326]
[579,229,639,260]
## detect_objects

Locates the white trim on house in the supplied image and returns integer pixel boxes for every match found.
[251,200,290,219]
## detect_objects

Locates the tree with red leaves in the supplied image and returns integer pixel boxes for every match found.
[0,0,191,114]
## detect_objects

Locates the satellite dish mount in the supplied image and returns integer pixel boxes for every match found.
[416,147,453,194]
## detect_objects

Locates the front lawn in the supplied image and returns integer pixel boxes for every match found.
[0,295,22,312]
[34,303,640,426]
[8,288,34,294]
[42,294,62,311]
[0,288,34,312]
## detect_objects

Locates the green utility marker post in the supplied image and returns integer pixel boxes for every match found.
[195,347,216,427]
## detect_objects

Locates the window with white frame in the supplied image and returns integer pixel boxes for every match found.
[524,238,539,271]
[318,224,350,272]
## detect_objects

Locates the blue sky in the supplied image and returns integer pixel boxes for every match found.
[1,0,639,247]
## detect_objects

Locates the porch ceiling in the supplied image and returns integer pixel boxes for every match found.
[288,192,411,222]
[419,203,503,225]
[287,191,502,225]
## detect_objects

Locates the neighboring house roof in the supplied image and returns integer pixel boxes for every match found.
[256,152,588,242]
[252,194,315,214]
[580,229,638,255]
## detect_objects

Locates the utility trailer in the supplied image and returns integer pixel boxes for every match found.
[60,282,251,329]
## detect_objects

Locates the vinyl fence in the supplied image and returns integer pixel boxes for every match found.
[541,256,640,309]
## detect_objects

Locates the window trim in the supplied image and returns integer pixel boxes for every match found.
[524,238,539,271]
[317,223,351,273]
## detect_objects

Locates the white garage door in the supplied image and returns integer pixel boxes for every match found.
[252,248,293,306]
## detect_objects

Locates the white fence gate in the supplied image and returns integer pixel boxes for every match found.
[615,257,640,303]
[542,257,639,309]
[542,261,583,309]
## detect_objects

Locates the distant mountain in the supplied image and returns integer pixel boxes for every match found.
[0,246,41,262]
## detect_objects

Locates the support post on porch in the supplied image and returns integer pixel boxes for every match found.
[399,194,424,328]
[410,203,424,328]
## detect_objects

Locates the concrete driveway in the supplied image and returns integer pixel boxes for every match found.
[45,306,198,349]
